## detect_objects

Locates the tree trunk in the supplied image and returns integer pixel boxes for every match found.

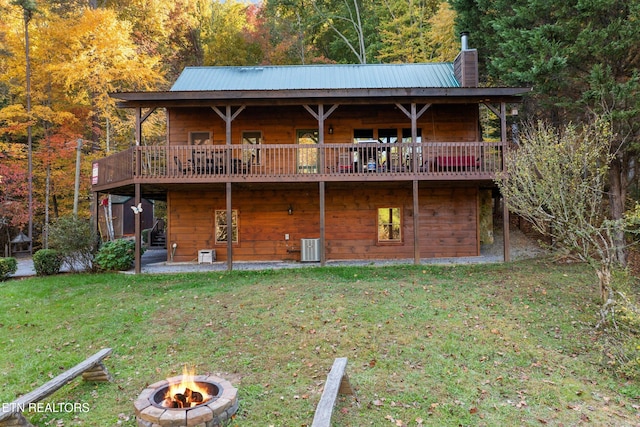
[595,264,618,329]
[596,265,612,305]
[608,159,627,266]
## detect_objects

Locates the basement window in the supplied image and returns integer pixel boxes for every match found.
[378,207,402,243]
[215,210,238,244]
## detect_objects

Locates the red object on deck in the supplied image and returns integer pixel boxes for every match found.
[436,156,479,168]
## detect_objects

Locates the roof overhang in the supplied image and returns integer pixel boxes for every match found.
[110,87,532,108]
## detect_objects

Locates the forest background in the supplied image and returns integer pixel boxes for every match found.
[0,0,639,256]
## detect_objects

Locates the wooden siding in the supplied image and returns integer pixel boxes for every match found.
[166,183,478,262]
[167,104,480,146]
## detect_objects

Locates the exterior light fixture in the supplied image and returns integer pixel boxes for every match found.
[288,204,293,215]
[328,125,334,135]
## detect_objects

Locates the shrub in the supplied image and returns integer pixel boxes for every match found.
[49,215,98,273]
[0,257,18,280]
[33,249,63,276]
[596,271,640,380]
[95,239,145,271]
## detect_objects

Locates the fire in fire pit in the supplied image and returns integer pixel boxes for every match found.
[161,367,213,408]
[134,367,238,427]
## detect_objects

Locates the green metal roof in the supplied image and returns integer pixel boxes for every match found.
[170,63,460,92]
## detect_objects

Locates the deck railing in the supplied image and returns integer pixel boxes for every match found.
[92,141,504,188]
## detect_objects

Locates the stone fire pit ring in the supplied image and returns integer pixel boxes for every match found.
[134,374,238,427]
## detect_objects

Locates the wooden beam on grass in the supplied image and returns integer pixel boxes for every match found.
[311,357,357,427]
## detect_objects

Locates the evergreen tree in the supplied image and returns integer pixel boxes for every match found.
[453,0,640,264]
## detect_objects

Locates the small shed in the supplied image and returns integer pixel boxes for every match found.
[10,231,31,256]
[97,196,154,239]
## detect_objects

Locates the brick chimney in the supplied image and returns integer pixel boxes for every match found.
[454,32,478,88]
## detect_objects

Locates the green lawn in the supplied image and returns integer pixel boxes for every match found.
[1,260,639,426]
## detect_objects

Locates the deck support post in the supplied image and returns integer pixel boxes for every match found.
[482,101,511,262]
[303,103,339,174]
[212,104,246,176]
[303,104,338,266]
[212,105,246,271]
[413,180,420,264]
[500,102,510,262]
[319,182,326,266]
[135,107,141,146]
[93,191,100,243]
[396,102,431,174]
[397,103,431,264]
[133,106,143,274]
[226,182,233,271]
[134,182,141,274]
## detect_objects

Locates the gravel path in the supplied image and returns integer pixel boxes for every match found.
[9,224,546,277]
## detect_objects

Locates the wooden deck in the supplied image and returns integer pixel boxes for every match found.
[92,141,503,192]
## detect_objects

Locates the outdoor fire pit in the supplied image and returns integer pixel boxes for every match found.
[134,369,238,427]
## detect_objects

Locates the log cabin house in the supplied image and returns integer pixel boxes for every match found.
[92,35,530,272]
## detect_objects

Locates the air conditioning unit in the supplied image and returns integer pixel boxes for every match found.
[198,249,216,264]
[300,238,321,262]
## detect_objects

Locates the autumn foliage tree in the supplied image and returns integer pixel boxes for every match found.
[0,0,165,249]
[203,0,263,66]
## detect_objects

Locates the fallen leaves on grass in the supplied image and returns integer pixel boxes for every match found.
[370,398,384,408]
[384,414,407,426]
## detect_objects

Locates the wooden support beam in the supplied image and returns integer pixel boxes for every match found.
[319,182,325,266]
[93,191,100,244]
[135,107,142,146]
[226,182,233,271]
[311,357,356,427]
[134,183,141,274]
[81,361,113,382]
[413,180,420,264]
[396,103,431,175]
[212,105,246,272]
[500,102,510,262]
[140,107,157,123]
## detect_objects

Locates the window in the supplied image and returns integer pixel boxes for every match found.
[401,128,422,142]
[242,131,261,165]
[215,210,238,244]
[402,128,422,168]
[353,129,376,168]
[190,131,211,145]
[353,129,374,143]
[378,128,398,144]
[378,207,402,242]
[377,129,398,168]
[297,129,318,173]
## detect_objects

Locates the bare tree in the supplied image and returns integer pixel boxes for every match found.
[496,119,638,326]
[313,0,367,64]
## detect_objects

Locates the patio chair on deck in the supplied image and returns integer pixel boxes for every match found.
[231,158,252,174]
[173,156,191,174]
[211,154,226,174]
